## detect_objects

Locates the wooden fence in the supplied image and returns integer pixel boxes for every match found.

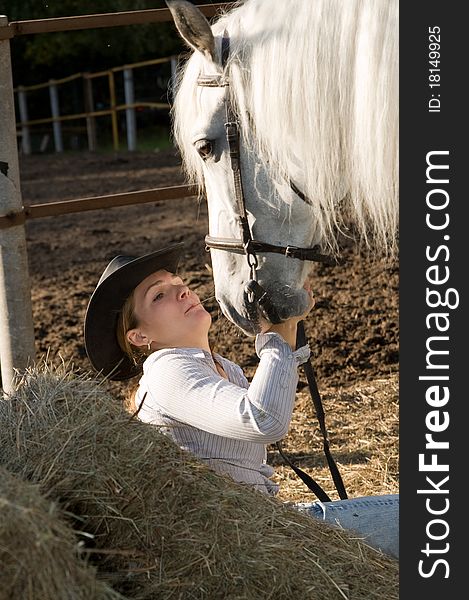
[15,55,175,154]
[0,3,230,394]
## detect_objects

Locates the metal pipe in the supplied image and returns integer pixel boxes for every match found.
[49,80,63,152]
[0,15,36,394]
[17,86,31,154]
[83,74,97,151]
[0,4,232,39]
[123,68,136,151]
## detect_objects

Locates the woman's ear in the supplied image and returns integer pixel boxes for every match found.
[126,329,148,348]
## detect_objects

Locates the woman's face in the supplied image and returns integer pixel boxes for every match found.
[126,269,211,350]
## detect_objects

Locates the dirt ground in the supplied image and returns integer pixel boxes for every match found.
[19,148,399,503]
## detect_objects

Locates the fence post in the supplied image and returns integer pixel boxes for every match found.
[17,86,32,155]
[49,79,63,152]
[170,55,178,101]
[0,15,36,395]
[108,71,119,151]
[83,73,97,151]
[123,68,137,151]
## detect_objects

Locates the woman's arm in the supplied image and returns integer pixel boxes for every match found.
[140,334,308,443]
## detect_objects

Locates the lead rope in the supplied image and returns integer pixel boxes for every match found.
[275,440,333,503]
[276,321,348,501]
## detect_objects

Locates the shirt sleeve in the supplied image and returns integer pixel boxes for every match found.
[141,334,310,443]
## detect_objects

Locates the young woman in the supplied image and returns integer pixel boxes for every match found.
[84,242,399,559]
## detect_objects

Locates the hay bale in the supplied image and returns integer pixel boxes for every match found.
[0,466,122,600]
[0,363,399,599]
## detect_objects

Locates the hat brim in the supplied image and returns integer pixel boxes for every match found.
[84,243,184,380]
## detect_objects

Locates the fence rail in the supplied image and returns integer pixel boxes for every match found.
[0,185,199,229]
[16,102,170,128]
[0,4,232,39]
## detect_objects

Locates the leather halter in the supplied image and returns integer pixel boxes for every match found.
[198,34,340,281]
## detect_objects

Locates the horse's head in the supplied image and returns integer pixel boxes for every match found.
[167,0,322,334]
[167,0,398,335]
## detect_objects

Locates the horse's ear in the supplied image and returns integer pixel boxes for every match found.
[166,0,217,64]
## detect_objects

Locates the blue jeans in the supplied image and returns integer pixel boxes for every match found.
[294,494,399,559]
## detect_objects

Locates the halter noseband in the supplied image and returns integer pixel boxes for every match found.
[197,33,339,322]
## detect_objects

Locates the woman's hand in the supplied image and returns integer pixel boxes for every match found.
[260,284,315,349]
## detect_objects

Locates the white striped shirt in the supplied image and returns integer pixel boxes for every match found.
[135,332,310,495]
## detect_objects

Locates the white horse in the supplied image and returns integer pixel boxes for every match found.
[167,0,398,335]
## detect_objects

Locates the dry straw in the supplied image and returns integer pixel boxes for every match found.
[0,465,123,600]
[0,362,399,599]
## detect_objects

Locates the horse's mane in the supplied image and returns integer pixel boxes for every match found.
[172,0,398,254]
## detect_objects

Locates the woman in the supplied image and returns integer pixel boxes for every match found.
[84,242,399,558]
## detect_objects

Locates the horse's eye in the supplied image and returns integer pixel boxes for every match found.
[194,139,214,160]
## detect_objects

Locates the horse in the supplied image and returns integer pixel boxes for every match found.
[167,0,398,335]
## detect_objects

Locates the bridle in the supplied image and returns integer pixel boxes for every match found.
[198,33,341,324]
[195,32,348,502]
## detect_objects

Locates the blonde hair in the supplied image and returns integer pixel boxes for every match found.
[116,290,147,415]
[116,290,144,362]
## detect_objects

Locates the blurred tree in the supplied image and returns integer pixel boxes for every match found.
[0,0,217,86]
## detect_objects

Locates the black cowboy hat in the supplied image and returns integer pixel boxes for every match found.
[84,243,184,381]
